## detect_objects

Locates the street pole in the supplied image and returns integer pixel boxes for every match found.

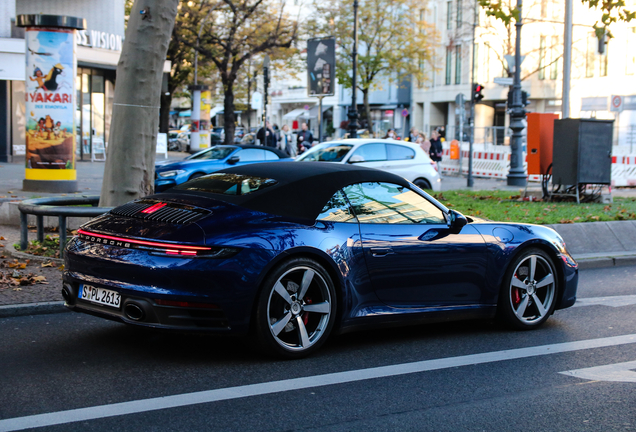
[347,0,360,138]
[468,1,478,188]
[562,0,573,118]
[507,0,527,187]
[262,55,270,128]
[318,96,324,143]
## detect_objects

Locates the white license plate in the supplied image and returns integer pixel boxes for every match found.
[79,284,121,309]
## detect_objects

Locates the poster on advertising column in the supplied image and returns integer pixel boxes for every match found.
[24,27,76,179]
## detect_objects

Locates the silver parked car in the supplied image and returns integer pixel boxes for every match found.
[295,139,442,191]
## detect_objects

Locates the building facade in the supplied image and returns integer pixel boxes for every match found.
[413,0,636,147]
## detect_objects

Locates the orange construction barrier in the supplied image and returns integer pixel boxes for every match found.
[450,140,460,160]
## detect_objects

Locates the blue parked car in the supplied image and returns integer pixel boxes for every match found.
[155,145,292,192]
[64,163,578,358]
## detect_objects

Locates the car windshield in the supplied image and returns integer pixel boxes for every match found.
[297,143,354,162]
[168,132,179,139]
[187,146,235,161]
[175,173,277,195]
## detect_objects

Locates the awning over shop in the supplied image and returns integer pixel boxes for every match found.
[307,104,332,118]
[283,108,309,120]
[179,110,191,117]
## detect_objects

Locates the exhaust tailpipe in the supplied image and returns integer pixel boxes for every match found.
[124,303,145,321]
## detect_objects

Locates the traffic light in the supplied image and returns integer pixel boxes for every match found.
[473,83,484,103]
[521,90,530,106]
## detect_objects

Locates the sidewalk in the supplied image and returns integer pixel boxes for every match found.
[2,159,636,317]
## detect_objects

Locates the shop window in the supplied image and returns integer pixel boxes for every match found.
[82,74,91,156]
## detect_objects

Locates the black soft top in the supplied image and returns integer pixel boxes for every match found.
[178,162,412,220]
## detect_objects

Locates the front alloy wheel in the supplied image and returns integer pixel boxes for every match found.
[499,248,557,329]
[256,258,336,358]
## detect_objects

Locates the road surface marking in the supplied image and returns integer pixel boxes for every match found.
[560,360,636,383]
[1,334,636,432]
[572,295,636,308]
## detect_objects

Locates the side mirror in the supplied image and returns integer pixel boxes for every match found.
[448,209,467,234]
[348,155,365,164]
[227,155,240,165]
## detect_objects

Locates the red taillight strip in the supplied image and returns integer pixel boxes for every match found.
[141,202,167,214]
[77,229,211,251]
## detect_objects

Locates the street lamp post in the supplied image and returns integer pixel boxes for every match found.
[347,0,360,138]
[507,0,527,187]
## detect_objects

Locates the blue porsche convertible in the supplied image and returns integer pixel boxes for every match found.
[154,144,291,192]
[63,163,578,358]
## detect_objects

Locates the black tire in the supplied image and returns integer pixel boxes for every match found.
[414,178,432,190]
[254,257,337,359]
[498,248,558,330]
[188,172,204,181]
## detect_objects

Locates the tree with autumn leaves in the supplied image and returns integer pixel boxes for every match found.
[311,0,435,132]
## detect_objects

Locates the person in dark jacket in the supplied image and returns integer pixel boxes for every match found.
[297,122,314,153]
[256,121,277,147]
[429,129,443,162]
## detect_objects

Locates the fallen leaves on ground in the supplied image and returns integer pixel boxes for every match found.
[0,270,48,287]
[1,259,30,269]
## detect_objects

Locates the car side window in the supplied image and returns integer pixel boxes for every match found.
[349,143,387,163]
[264,150,280,160]
[235,148,265,162]
[317,191,357,223]
[343,182,446,224]
[387,144,415,160]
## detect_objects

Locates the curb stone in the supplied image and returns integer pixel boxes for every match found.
[0,301,67,318]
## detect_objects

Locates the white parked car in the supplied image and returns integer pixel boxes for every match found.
[296,139,441,191]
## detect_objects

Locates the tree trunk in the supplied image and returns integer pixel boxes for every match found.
[223,84,236,145]
[100,0,179,207]
[363,89,372,136]
[159,92,172,133]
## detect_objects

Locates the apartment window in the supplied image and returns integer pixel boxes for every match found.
[550,35,559,79]
[627,28,636,75]
[447,1,452,30]
[418,56,425,88]
[455,45,462,84]
[539,36,546,80]
[419,9,425,34]
[446,48,452,85]
[456,0,462,27]
[586,33,596,77]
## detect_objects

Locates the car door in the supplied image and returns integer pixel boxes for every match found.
[342,182,488,308]
[384,143,421,180]
[346,143,387,170]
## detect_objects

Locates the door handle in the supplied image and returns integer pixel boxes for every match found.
[370,247,393,257]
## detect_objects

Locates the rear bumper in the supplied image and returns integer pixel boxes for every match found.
[62,273,238,333]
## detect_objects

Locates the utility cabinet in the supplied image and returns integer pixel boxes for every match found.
[552,118,613,185]
[527,113,558,175]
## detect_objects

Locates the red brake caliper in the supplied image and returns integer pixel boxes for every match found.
[303,298,312,325]
[512,274,521,305]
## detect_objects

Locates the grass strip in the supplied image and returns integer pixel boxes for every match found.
[432,190,636,225]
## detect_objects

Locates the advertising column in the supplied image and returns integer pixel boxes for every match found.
[189,85,211,152]
[17,15,86,193]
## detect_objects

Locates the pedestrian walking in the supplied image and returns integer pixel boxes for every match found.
[429,129,443,163]
[416,132,430,154]
[297,122,314,154]
[256,121,277,148]
[279,124,296,157]
[408,127,419,143]
[383,128,397,139]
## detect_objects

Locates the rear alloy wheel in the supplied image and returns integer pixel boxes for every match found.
[414,178,432,190]
[255,258,336,358]
[499,248,557,329]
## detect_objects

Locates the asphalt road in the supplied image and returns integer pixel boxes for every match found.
[1,266,636,431]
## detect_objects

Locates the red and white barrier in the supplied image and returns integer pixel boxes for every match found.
[440,142,636,185]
